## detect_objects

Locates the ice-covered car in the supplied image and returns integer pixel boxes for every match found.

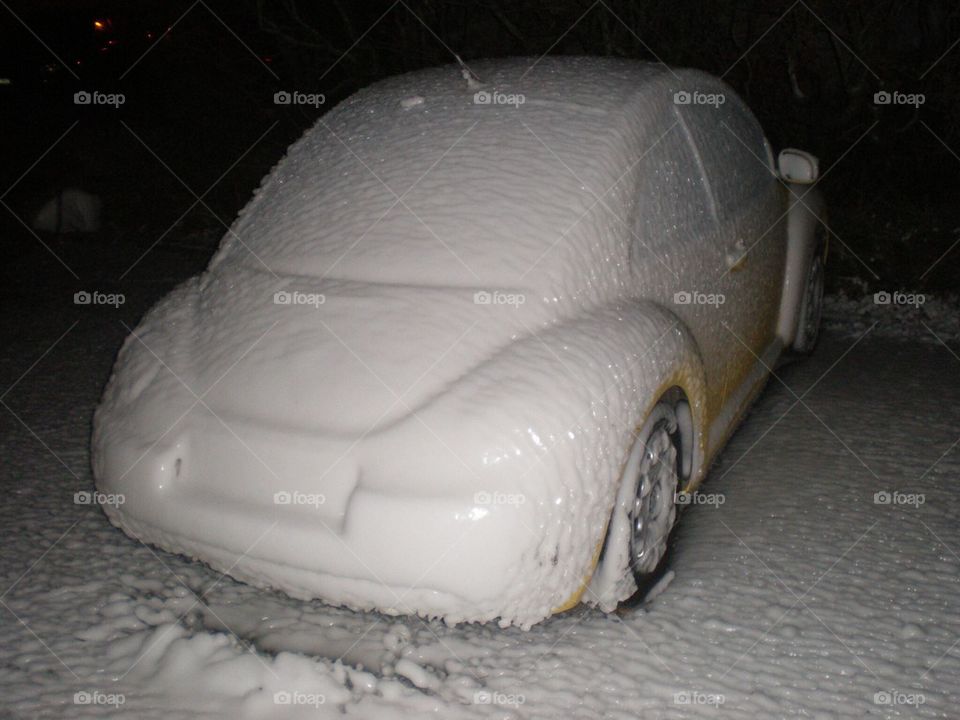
[93,57,826,629]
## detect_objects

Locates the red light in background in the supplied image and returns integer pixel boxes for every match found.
[93,18,112,31]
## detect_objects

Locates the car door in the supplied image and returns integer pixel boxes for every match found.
[628,97,734,424]
[672,90,787,424]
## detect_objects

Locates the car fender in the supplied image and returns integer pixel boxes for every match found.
[777,183,826,347]
[361,299,708,621]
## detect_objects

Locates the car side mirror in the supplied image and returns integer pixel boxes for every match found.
[777,149,819,184]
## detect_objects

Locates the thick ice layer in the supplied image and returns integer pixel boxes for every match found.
[92,57,801,626]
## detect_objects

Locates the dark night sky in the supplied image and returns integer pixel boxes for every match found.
[2,0,958,294]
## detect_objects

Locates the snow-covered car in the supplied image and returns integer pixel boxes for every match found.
[93,57,826,629]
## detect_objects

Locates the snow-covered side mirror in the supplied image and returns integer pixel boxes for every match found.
[777,148,819,184]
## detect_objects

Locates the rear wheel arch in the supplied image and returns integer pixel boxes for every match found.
[778,186,827,347]
[638,307,710,489]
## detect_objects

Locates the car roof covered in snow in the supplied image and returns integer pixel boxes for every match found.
[212,57,736,303]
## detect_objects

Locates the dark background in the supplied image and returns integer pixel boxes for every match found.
[2,0,958,299]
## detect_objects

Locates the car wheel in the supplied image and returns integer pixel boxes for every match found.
[793,240,825,355]
[588,399,685,609]
[627,411,680,577]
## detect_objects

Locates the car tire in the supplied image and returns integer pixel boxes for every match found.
[593,399,682,607]
[626,406,681,579]
[792,232,826,355]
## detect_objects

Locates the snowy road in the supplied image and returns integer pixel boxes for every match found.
[2,291,959,719]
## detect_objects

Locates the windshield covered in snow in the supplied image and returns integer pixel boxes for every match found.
[216,114,627,293]
[211,59,676,297]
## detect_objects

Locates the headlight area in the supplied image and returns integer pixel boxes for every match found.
[339,484,538,604]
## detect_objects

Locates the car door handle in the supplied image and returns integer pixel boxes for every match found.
[726,239,748,272]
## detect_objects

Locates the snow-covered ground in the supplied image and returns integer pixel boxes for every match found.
[2,291,958,718]
[824,291,960,344]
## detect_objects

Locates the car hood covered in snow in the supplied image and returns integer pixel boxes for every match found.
[171,269,556,434]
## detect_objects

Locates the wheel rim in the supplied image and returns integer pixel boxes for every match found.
[628,421,678,575]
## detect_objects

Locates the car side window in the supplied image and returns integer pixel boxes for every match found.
[673,93,777,227]
[632,114,717,250]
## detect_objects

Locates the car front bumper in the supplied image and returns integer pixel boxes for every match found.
[94,409,546,625]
